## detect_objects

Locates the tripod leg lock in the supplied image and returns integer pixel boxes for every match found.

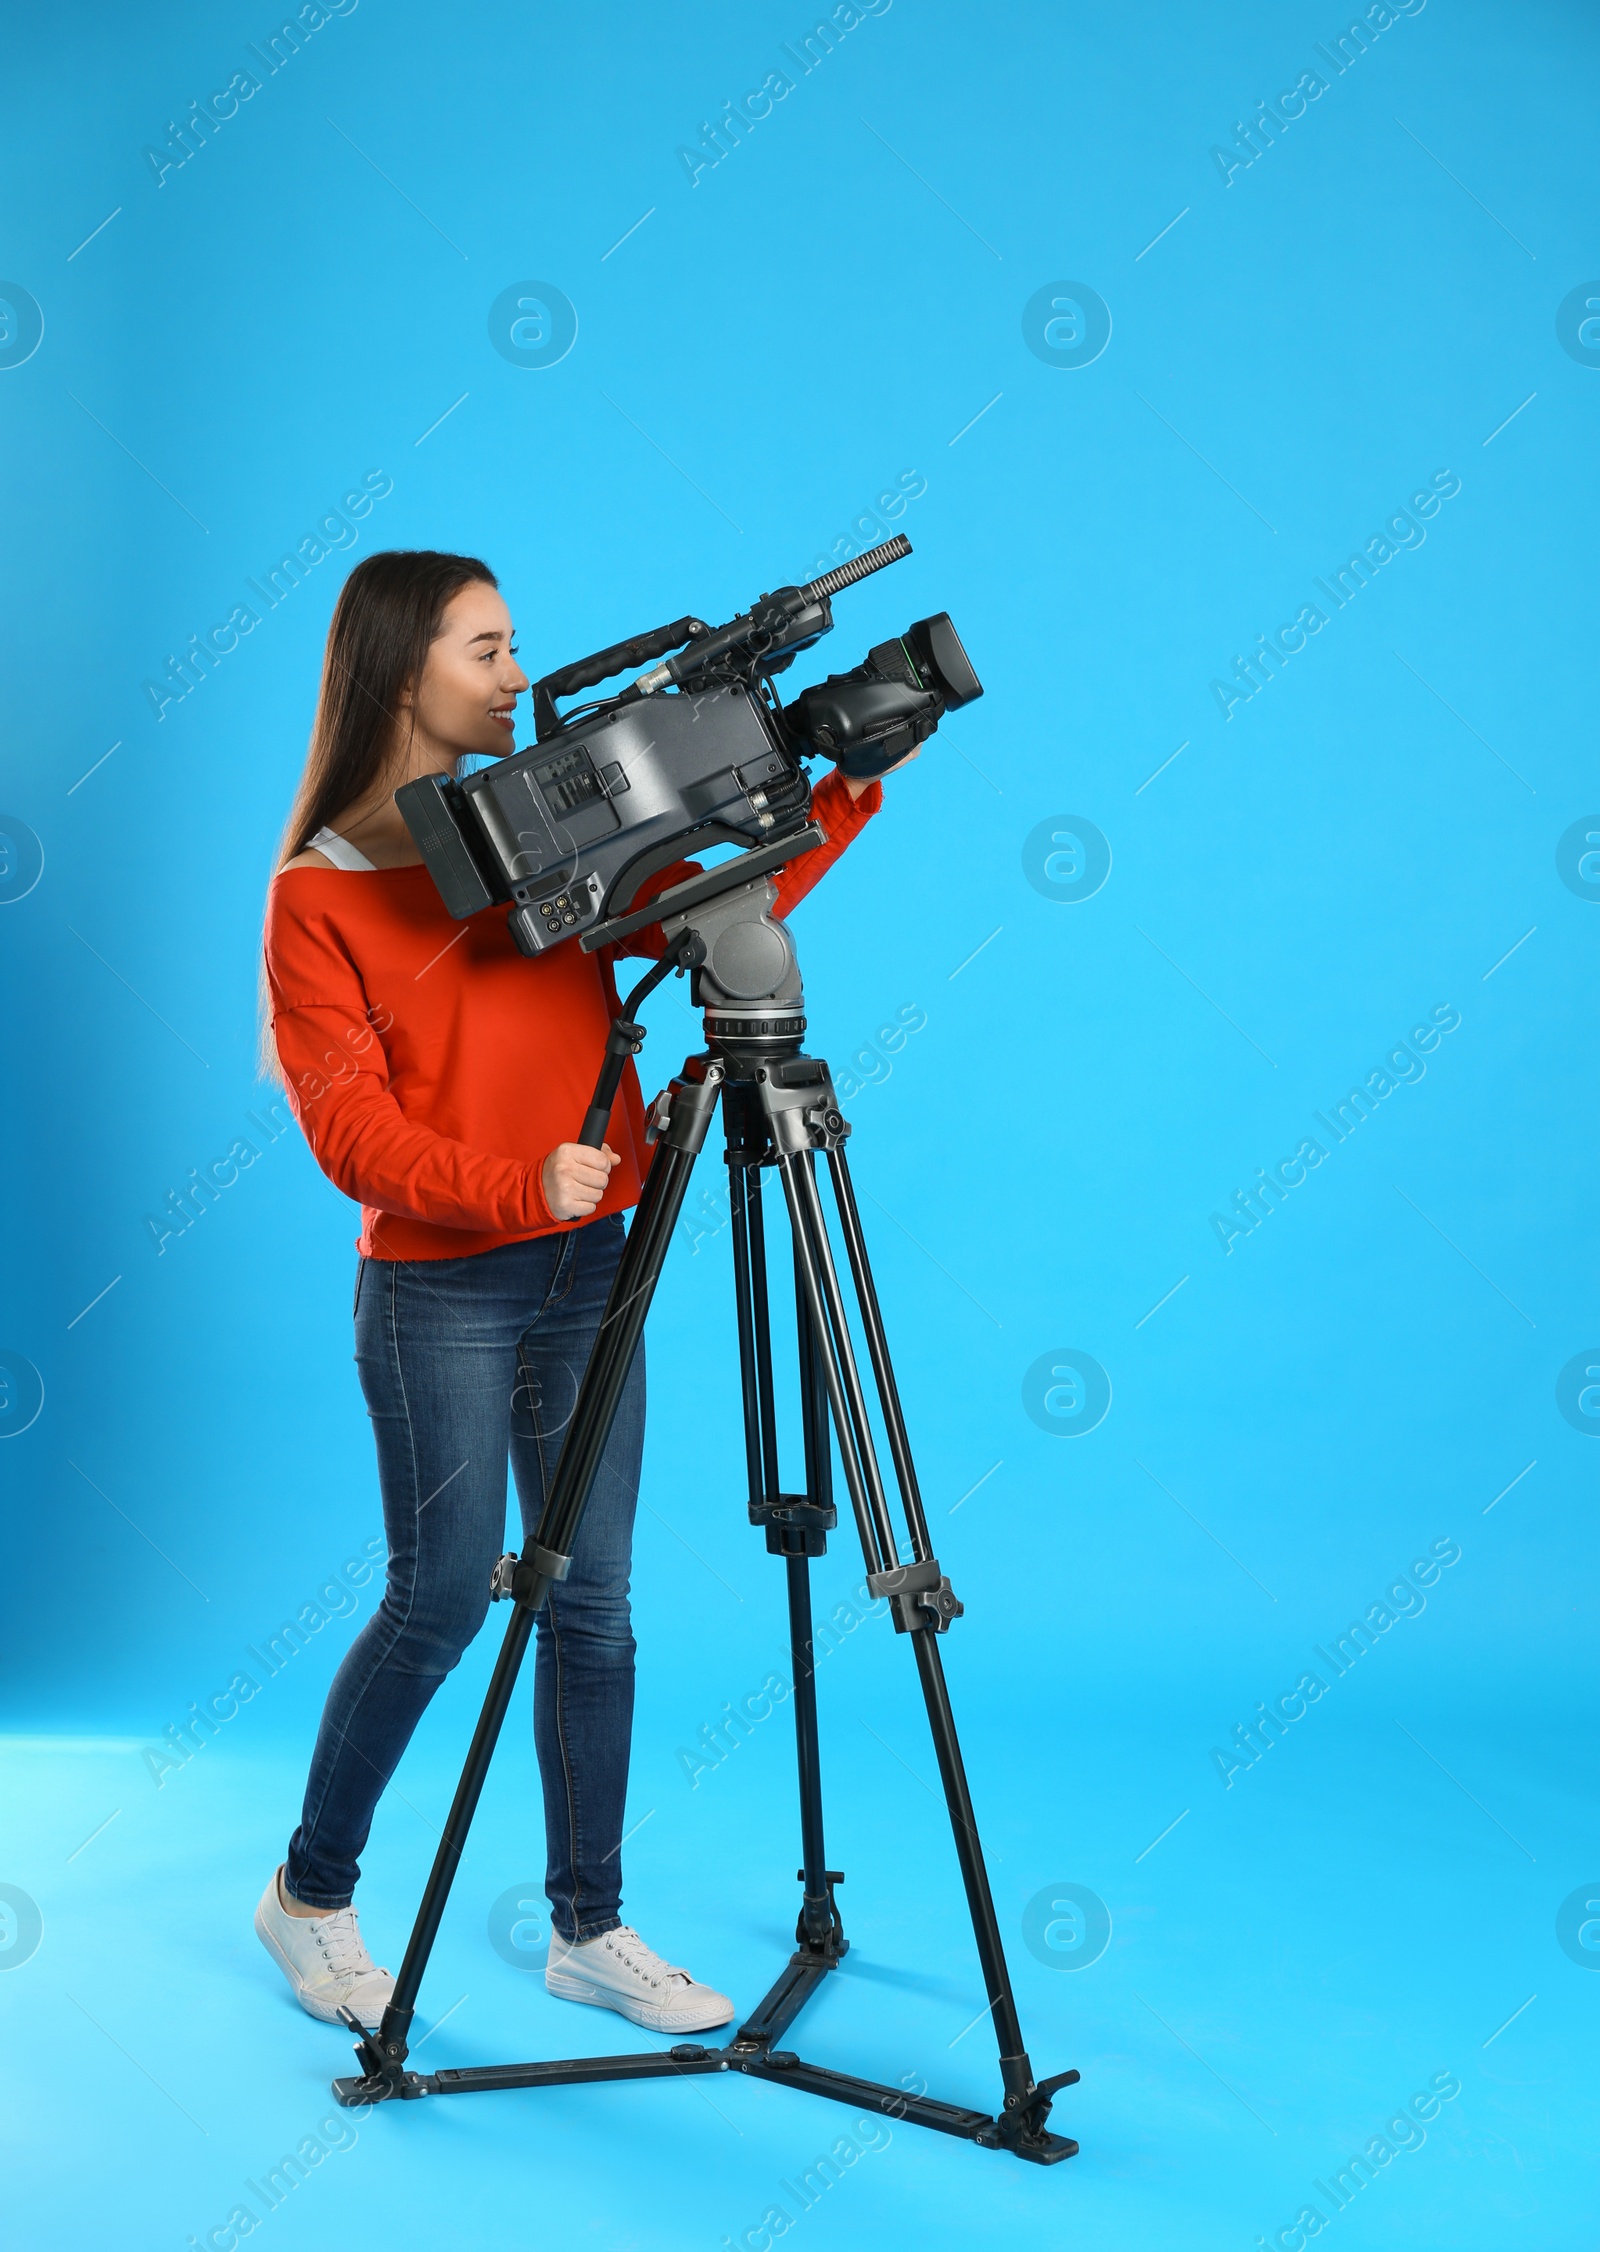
[794,1867,847,1958]
[645,1062,725,1151]
[490,1546,571,1608]
[866,1557,964,1635]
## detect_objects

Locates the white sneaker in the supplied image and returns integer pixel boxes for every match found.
[253,1866,395,2027]
[545,1923,734,2034]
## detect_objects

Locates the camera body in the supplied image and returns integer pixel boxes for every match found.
[398,680,806,957]
[396,537,980,959]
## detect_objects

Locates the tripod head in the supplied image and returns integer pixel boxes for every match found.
[572,826,816,1147]
[663,874,803,1058]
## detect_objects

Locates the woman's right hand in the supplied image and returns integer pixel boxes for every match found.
[541,1141,620,1221]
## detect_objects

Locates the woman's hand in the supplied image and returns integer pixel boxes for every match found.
[838,746,921,801]
[541,1141,620,1220]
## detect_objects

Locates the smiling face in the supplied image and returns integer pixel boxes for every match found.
[401,579,530,774]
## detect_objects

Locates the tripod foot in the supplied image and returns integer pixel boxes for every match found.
[330,2006,430,2106]
[331,2070,430,2107]
[982,2066,1080,2163]
[983,2124,1080,2165]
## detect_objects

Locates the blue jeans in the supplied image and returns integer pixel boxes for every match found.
[285,1213,643,1941]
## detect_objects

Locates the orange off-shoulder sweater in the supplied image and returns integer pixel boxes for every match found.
[262,770,882,1260]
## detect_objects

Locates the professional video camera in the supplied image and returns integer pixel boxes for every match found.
[395,534,980,958]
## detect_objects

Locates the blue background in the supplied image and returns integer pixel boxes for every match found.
[2,1,1597,2245]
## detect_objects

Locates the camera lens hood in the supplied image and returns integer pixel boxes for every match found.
[905,613,983,708]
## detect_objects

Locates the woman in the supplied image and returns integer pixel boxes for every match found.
[254,549,898,2037]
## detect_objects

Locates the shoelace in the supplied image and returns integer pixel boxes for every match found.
[596,1926,690,1992]
[308,1906,381,1984]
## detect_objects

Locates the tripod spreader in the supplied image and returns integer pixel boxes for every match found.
[330,872,1079,2166]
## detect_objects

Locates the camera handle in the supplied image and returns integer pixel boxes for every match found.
[531,614,709,741]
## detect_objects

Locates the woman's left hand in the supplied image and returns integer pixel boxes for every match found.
[542,1140,620,1220]
[838,746,920,802]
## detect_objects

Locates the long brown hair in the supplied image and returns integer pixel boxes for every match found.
[259,548,497,1080]
[277,548,498,865]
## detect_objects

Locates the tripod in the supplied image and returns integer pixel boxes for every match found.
[331,846,1078,2164]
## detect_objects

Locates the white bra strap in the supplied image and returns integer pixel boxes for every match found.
[306,824,378,871]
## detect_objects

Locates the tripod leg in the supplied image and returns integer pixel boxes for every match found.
[765,1113,1068,2153]
[772,1149,896,1575]
[794,1223,836,1534]
[912,1629,1031,2081]
[347,1061,723,2099]
[729,1113,839,1963]
[736,1147,783,1508]
[816,1143,1035,2093]
[786,1246,841,1955]
[726,1171,849,2054]
[824,1147,934,1562]
[784,1554,830,1937]
[726,1156,769,1512]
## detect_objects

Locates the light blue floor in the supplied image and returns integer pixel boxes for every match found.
[5,1668,1593,2249]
